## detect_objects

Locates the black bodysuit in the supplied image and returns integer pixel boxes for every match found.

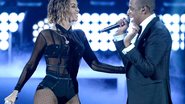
[14,24,125,104]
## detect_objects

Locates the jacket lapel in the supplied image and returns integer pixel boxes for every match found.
[135,17,159,46]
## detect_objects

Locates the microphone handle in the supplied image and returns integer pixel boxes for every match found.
[100,24,119,32]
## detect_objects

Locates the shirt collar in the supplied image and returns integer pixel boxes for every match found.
[55,24,72,34]
[140,13,156,34]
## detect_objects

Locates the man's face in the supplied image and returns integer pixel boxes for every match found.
[127,0,142,25]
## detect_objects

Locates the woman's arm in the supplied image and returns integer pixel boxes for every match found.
[4,31,46,103]
[14,32,46,92]
[79,30,126,74]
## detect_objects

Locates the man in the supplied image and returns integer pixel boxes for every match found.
[113,0,173,104]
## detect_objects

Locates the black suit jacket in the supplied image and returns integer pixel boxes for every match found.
[114,17,173,104]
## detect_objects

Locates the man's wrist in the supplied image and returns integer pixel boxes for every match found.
[113,33,127,41]
[124,42,132,47]
[122,44,135,54]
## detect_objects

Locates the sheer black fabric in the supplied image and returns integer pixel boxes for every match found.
[14,24,125,94]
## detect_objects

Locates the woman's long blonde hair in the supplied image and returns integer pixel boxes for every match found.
[47,0,71,24]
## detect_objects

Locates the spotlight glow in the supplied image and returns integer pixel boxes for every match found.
[8,22,19,32]
[172,14,180,24]
[162,14,172,24]
[172,41,180,51]
[33,24,39,30]
[180,42,184,50]
[99,13,109,24]
[0,22,9,32]
[180,14,185,23]
[0,12,9,23]
[0,31,9,41]
[0,40,9,50]
[17,12,25,22]
[32,13,185,51]
[8,12,18,23]
[180,24,185,32]
[38,21,44,28]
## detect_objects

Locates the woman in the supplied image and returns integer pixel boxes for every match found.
[4,0,125,104]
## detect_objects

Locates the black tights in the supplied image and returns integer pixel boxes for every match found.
[34,88,80,104]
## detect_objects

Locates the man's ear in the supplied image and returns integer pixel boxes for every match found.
[141,6,147,14]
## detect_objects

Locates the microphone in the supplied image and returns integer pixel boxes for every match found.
[100,18,129,33]
[100,23,119,33]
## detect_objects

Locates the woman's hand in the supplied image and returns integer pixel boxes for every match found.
[4,90,18,104]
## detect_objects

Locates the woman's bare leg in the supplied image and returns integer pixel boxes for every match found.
[34,88,58,104]
[66,94,80,104]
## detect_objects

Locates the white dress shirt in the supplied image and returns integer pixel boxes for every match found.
[114,13,156,54]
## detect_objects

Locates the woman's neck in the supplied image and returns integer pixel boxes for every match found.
[58,20,71,30]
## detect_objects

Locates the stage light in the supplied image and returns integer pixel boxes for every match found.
[0,12,25,51]
[38,21,44,28]
[180,24,185,32]
[180,42,184,50]
[99,33,108,42]
[38,27,43,33]
[43,25,50,29]
[33,24,39,30]
[180,33,184,50]
[100,41,109,51]
[17,13,25,22]
[73,23,83,30]
[171,33,180,41]
[81,13,91,23]
[99,13,109,24]
[32,13,185,51]
[172,41,180,51]
[90,13,99,23]
[32,30,39,37]
[8,12,18,23]
[162,14,172,24]
[171,24,180,33]
[164,23,171,33]
[0,22,9,32]
[108,42,116,51]
[90,24,101,33]
[32,37,36,43]
[0,40,9,50]
[159,15,162,19]
[8,22,18,32]
[109,13,119,23]
[172,14,180,24]
[180,14,185,23]
[118,13,128,20]
[81,23,91,33]
[90,0,115,6]
[17,0,43,7]
[0,12,9,23]
[91,34,100,44]
[0,31,9,41]
[89,41,99,51]
[180,33,184,41]
[44,18,48,24]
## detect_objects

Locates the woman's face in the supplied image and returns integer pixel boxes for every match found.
[68,0,79,22]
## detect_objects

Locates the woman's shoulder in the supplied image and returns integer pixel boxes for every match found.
[73,29,86,39]
[73,29,86,36]
[40,29,52,34]
[39,29,57,36]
